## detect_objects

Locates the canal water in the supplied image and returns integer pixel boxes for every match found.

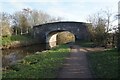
[2,44,50,68]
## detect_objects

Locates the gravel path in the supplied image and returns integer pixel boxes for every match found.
[57,45,92,78]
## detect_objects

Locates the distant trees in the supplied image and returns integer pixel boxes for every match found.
[12,11,30,35]
[118,25,120,51]
[0,8,62,36]
[0,12,12,36]
[117,13,120,51]
[29,9,49,26]
[95,18,106,46]
[87,9,117,48]
[117,25,120,51]
[87,12,106,46]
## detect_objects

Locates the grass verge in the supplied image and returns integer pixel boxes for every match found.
[1,35,33,46]
[75,40,94,47]
[87,49,119,78]
[2,45,70,79]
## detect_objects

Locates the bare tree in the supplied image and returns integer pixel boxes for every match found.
[30,9,52,26]
[117,2,120,51]
[118,25,120,51]
[49,16,63,23]
[12,10,30,35]
[103,9,118,48]
[11,8,63,35]
[12,12,21,35]
[102,9,118,33]
[87,10,112,47]
[19,14,29,34]
[0,12,12,36]
[28,9,62,26]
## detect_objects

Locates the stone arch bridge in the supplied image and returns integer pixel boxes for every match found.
[33,21,89,44]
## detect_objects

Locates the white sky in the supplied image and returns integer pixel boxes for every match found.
[0,0,119,25]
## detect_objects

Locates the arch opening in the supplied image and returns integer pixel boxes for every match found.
[46,30,75,48]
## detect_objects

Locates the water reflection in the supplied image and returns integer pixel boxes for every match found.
[2,44,48,68]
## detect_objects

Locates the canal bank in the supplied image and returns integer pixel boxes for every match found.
[2,45,70,78]
[1,39,41,50]
[0,34,43,50]
[2,44,49,69]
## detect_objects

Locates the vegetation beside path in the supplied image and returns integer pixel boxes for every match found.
[2,45,70,79]
[88,49,118,78]
[77,41,119,78]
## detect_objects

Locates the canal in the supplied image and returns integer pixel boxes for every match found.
[2,44,50,69]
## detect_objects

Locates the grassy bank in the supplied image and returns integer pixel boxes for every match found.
[75,40,94,47]
[88,49,119,78]
[0,35,39,49]
[77,41,119,78]
[2,45,70,79]
[1,35,33,46]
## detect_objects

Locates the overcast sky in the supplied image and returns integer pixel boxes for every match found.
[0,0,119,24]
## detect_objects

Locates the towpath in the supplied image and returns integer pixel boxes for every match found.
[57,45,92,78]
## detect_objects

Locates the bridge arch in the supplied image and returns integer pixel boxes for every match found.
[33,21,89,44]
[46,30,66,43]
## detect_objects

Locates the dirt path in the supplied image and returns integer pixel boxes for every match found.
[57,45,92,78]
